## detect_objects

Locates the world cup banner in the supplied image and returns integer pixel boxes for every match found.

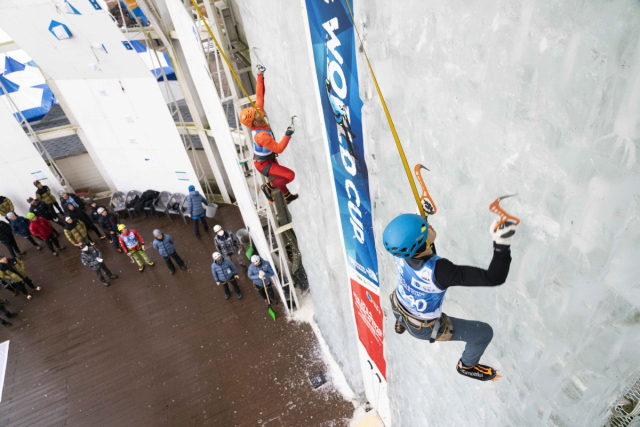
[305,0,386,380]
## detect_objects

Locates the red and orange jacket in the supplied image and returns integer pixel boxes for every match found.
[251,74,291,156]
[118,229,144,253]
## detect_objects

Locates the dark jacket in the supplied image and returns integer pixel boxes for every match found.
[60,193,86,213]
[213,231,242,256]
[0,258,26,283]
[211,257,238,282]
[0,197,14,217]
[98,211,120,234]
[9,216,31,237]
[152,235,177,258]
[186,190,207,217]
[68,207,93,229]
[248,257,275,287]
[0,221,14,243]
[89,204,107,224]
[30,199,56,221]
[35,186,56,205]
[132,190,159,213]
[80,247,103,271]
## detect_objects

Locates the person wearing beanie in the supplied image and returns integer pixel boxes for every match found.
[0,219,26,259]
[117,224,154,272]
[247,255,277,305]
[0,196,14,217]
[97,207,122,252]
[28,197,62,226]
[27,213,64,256]
[185,185,209,238]
[67,203,105,240]
[58,190,86,214]
[211,252,242,300]
[88,199,107,224]
[213,225,246,271]
[79,244,118,286]
[33,180,64,215]
[7,212,41,252]
[63,216,95,248]
[0,255,41,300]
[151,229,186,275]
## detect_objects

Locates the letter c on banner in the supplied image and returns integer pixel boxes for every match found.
[340,146,357,176]
[328,61,347,99]
[345,180,360,207]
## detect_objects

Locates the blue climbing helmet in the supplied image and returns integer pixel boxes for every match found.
[188,185,195,192]
[383,213,429,258]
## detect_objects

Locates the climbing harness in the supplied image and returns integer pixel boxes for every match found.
[489,194,521,231]
[389,291,454,342]
[190,0,273,134]
[344,0,424,218]
[414,164,437,216]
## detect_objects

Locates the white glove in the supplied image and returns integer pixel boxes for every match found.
[258,270,265,279]
[490,220,517,245]
[141,245,145,251]
[256,64,266,74]
[96,257,103,263]
[127,252,132,257]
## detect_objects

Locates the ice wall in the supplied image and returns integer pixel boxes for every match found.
[232,0,366,397]
[231,0,640,425]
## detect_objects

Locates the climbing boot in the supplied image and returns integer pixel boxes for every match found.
[284,192,299,205]
[224,293,230,300]
[139,265,145,273]
[456,360,501,382]
[262,183,275,204]
[148,262,155,267]
[236,291,243,300]
[395,319,406,334]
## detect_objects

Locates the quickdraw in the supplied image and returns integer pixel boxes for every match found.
[489,194,521,231]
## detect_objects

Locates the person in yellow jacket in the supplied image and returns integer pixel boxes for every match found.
[63,216,96,248]
[0,196,14,217]
[33,181,64,216]
[0,255,41,300]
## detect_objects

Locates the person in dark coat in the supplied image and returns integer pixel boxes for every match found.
[27,213,64,256]
[97,207,121,252]
[185,185,209,238]
[59,190,86,213]
[67,203,104,240]
[152,229,187,275]
[80,244,118,286]
[34,180,64,215]
[0,256,41,300]
[28,197,62,226]
[0,220,25,259]
[88,199,107,224]
[6,212,41,251]
[0,299,16,327]
[211,252,242,300]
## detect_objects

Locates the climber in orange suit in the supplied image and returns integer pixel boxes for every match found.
[239,64,298,205]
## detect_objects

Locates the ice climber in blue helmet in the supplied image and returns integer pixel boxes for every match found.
[384,213,517,382]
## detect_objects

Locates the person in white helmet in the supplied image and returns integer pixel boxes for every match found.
[247,255,277,305]
[211,252,242,300]
[213,225,246,271]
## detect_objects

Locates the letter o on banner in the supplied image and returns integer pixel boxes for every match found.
[328,61,347,99]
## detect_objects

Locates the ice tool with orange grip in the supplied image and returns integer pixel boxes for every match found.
[414,164,437,217]
[489,195,520,231]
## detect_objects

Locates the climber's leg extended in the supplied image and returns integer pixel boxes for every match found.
[266,161,298,204]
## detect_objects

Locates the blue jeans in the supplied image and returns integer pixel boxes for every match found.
[192,214,208,235]
[391,297,493,367]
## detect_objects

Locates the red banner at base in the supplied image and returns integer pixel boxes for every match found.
[350,279,386,378]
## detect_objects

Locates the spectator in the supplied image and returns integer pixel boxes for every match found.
[0,255,41,300]
[34,180,64,215]
[80,243,118,286]
[248,255,277,305]
[67,203,105,240]
[0,219,26,258]
[58,190,86,214]
[27,213,64,256]
[213,225,246,271]
[7,212,41,251]
[63,216,95,248]
[0,299,16,327]
[97,207,122,252]
[88,199,107,224]
[0,196,14,217]
[211,252,242,300]
[152,229,187,275]
[117,224,154,272]
[185,185,209,238]
[28,197,62,226]
[1,277,18,297]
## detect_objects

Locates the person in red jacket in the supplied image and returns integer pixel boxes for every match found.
[27,213,65,256]
[239,64,298,205]
[117,224,154,272]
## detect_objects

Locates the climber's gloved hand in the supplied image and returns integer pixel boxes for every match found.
[127,252,133,257]
[285,126,294,137]
[256,64,266,75]
[490,220,517,247]
[141,245,145,251]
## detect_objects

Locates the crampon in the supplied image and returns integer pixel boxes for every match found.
[456,360,501,382]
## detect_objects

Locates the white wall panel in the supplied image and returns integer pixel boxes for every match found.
[55,154,109,193]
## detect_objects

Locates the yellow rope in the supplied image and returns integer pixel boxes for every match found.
[344,0,424,218]
[189,0,273,134]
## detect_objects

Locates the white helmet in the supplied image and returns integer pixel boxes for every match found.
[212,252,221,260]
[251,255,261,264]
[97,207,105,214]
[213,225,222,233]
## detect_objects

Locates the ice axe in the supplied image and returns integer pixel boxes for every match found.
[252,47,265,69]
[489,194,521,231]
[288,115,298,132]
[261,277,276,321]
[414,164,437,216]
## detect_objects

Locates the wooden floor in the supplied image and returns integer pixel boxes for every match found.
[0,204,354,426]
